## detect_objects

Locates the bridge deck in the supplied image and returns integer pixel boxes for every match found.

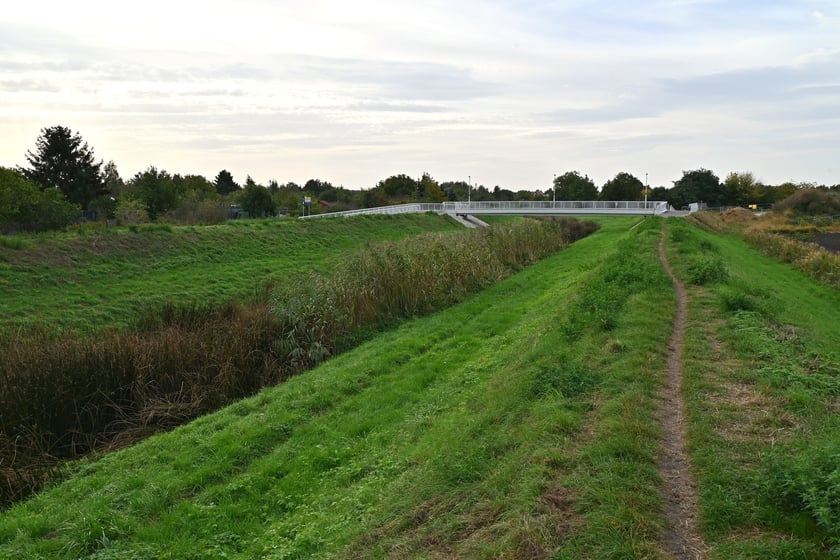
[301,200,669,220]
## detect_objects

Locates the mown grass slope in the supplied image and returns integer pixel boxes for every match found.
[1,216,593,509]
[2,215,837,558]
[0,216,680,558]
[0,215,463,333]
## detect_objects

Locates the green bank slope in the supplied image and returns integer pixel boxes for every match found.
[664,217,840,558]
[2,216,837,558]
[0,215,463,333]
[1,216,679,558]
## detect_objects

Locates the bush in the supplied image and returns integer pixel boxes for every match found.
[686,256,728,285]
[0,166,80,232]
[773,189,840,216]
[765,439,840,553]
[115,196,149,225]
[164,194,228,225]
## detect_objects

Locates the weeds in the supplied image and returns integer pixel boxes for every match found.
[686,256,729,285]
[0,236,25,250]
[765,437,840,554]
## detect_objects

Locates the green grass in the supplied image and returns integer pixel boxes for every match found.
[664,218,840,558]
[2,215,837,558]
[0,217,595,508]
[0,216,678,558]
[0,215,463,333]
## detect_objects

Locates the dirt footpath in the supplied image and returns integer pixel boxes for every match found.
[657,233,708,560]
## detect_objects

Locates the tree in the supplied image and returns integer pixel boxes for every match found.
[303,179,334,197]
[174,174,216,200]
[493,186,515,200]
[724,171,763,206]
[21,125,106,210]
[377,174,417,199]
[102,160,124,197]
[669,168,730,209]
[440,180,469,201]
[128,166,180,221]
[600,172,644,201]
[241,181,277,218]
[418,173,446,202]
[0,166,79,232]
[554,171,597,201]
[214,169,240,195]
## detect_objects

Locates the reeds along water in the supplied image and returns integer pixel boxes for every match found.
[0,217,597,507]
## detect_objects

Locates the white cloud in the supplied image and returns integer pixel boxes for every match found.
[2,0,839,188]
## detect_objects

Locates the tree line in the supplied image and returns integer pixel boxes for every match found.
[2,125,838,232]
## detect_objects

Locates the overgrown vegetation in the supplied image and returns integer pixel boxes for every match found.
[743,229,840,288]
[773,188,840,216]
[0,217,596,508]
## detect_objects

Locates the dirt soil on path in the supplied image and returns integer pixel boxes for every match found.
[657,233,708,560]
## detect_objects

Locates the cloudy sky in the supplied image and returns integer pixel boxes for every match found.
[2,0,839,191]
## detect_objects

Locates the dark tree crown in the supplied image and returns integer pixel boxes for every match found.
[22,125,106,210]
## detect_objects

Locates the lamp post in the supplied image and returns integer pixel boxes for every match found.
[468,175,471,205]
[553,173,556,208]
[645,172,648,206]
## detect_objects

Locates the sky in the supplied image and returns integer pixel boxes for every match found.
[2,0,839,191]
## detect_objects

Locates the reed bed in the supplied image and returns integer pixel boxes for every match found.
[0,217,596,507]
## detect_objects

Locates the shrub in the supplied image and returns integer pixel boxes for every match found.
[115,196,149,225]
[686,256,728,285]
[0,166,80,232]
[765,439,840,553]
[773,189,840,216]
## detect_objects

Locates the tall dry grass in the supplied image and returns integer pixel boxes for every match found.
[0,217,597,507]
[744,230,840,288]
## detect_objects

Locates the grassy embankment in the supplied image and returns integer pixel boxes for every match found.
[0,215,596,508]
[0,216,682,558]
[0,215,464,334]
[664,216,840,558]
[2,215,837,558]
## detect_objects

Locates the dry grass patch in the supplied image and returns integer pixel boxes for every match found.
[707,381,798,446]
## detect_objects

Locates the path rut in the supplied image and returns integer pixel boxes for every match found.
[657,232,708,559]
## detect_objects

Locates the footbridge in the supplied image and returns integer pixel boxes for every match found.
[300,200,670,223]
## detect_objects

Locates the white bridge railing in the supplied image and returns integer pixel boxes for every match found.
[300,200,669,219]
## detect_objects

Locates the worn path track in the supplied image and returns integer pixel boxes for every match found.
[657,232,708,559]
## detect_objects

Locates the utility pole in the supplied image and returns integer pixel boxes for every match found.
[553,173,556,208]
[468,175,471,205]
[645,172,649,206]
